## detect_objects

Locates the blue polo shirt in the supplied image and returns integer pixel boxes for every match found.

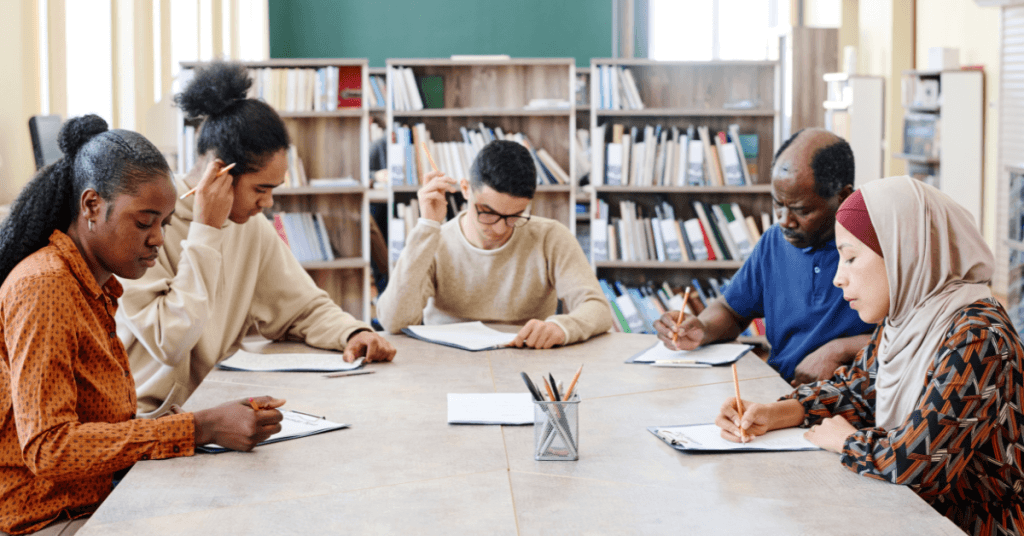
[723,225,874,381]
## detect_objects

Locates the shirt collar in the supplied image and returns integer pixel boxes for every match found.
[801,238,836,254]
[48,229,124,300]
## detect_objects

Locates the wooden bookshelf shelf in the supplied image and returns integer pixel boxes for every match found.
[594,261,746,270]
[588,59,779,333]
[393,108,572,118]
[904,105,940,112]
[596,108,777,117]
[594,185,772,194]
[300,258,368,270]
[278,109,364,118]
[273,186,366,196]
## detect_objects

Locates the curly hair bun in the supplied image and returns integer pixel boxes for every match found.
[58,114,108,159]
[175,61,252,119]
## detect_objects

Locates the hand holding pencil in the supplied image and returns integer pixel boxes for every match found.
[187,159,237,229]
[654,290,704,351]
[416,143,459,223]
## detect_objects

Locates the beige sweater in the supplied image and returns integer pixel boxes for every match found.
[377,214,611,344]
[115,177,371,417]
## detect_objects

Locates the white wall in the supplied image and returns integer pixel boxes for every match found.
[0,1,42,204]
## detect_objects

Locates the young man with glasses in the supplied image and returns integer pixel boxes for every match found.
[377,140,612,348]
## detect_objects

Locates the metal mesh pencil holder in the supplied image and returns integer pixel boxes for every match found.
[533,394,580,461]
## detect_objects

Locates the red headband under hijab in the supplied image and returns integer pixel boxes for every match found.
[836,189,883,258]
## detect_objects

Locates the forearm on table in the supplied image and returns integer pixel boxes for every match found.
[697,299,749,345]
[767,399,807,431]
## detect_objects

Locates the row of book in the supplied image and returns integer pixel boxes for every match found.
[246,66,363,112]
[270,212,336,263]
[594,65,645,110]
[903,113,941,159]
[389,67,445,111]
[599,278,764,336]
[592,123,758,187]
[593,200,772,263]
[388,122,570,187]
[366,75,387,109]
[279,144,360,189]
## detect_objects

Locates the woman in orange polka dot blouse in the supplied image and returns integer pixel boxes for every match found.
[0,115,285,535]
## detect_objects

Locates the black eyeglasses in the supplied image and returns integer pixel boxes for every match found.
[468,190,531,228]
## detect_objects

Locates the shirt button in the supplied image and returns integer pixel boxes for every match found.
[813,266,821,274]
[141,454,150,460]
[109,332,117,338]
[124,371,130,377]
[173,446,180,453]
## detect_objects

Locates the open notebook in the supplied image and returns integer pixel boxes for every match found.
[198,410,349,454]
[217,349,364,373]
[649,424,820,453]
[402,322,517,352]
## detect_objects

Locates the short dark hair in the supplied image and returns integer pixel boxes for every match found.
[772,129,855,198]
[175,61,290,176]
[469,140,537,199]
[0,115,171,285]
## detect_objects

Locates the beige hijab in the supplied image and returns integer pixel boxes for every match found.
[860,176,993,430]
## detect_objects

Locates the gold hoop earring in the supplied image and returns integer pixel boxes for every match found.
[88,220,94,232]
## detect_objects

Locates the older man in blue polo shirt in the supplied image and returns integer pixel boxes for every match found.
[654,128,873,386]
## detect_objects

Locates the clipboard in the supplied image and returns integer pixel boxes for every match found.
[648,424,820,453]
[626,342,752,366]
[198,410,349,454]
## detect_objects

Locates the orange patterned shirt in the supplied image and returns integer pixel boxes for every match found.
[0,230,195,535]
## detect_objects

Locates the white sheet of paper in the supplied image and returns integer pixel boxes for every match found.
[205,410,349,452]
[447,393,534,425]
[218,350,363,372]
[406,322,517,351]
[631,343,751,365]
[655,424,819,451]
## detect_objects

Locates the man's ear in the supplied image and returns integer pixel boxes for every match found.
[80,188,103,222]
[836,184,855,204]
[460,179,470,198]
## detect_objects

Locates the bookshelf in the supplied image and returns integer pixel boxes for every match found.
[822,73,885,187]
[384,58,578,269]
[896,69,984,227]
[588,59,779,331]
[178,59,372,322]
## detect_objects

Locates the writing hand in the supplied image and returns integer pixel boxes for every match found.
[192,396,285,451]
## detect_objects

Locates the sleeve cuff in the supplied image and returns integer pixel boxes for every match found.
[150,413,196,459]
[417,218,442,230]
[187,221,225,251]
[546,318,572,346]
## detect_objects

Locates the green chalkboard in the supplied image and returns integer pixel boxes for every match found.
[269,0,612,67]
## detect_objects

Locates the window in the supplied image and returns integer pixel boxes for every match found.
[649,0,773,62]
[65,0,113,124]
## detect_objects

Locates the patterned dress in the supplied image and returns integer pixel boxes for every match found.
[785,299,1024,536]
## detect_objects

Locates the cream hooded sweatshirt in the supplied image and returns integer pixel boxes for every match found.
[116,177,370,417]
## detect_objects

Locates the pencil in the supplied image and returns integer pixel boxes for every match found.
[731,363,747,442]
[563,364,584,400]
[542,377,556,402]
[323,369,376,379]
[671,286,692,346]
[420,141,440,173]
[179,162,237,199]
[248,397,262,411]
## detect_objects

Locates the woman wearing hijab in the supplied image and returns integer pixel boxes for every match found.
[715,176,1023,535]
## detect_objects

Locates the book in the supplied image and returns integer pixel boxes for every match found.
[685,139,706,186]
[420,75,444,109]
[337,66,362,108]
[598,279,631,333]
[683,218,709,261]
[698,126,724,186]
[691,201,726,261]
[447,393,533,425]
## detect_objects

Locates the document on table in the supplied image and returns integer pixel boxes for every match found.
[402,322,518,352]
[648,424,821,452]
[217,349,364,372]
[199,410,350,453]
[447,393,534,425]
[626,342,752,366]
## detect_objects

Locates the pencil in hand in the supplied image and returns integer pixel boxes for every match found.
[731,363,748,442]
[180,162,237,199]
[671,286,692,347]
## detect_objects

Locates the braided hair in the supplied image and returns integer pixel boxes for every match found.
[0,115,171,285]
[175,61,290,176]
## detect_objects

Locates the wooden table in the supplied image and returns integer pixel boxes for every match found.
[79,332,962,535]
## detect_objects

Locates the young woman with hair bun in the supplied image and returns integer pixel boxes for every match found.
[115,61,395,419]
